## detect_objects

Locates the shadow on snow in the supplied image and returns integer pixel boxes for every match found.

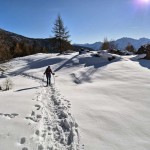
[137,59,150,70]
[9,57,66,76]
[54,54,79,72]
[54,54,121,84]
[72,56,121,84]
[15,86,40,92]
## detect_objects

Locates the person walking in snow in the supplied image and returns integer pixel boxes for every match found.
[44,66,54,86]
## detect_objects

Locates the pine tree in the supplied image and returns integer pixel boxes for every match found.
[52,15,70,53]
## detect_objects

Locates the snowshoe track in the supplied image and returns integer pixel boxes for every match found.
[23,82,80,150]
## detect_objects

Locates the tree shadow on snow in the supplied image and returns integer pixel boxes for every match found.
[71,67,96,84]
[15,86,40,92]
[69,56,121,84]
[8,57,65,76]
[30,57,66,69]
[54,54,79,72]
[137,59,150,70]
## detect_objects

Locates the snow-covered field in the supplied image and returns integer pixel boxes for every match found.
[0,52,150,150]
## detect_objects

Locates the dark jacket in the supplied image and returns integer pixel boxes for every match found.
[44,67,52,76]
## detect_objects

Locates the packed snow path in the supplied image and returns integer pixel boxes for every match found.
[28,85,80,150]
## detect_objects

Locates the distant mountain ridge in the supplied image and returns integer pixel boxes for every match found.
[75,37,150,50]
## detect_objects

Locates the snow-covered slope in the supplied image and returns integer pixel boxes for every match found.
[0,52,150,150]
[0,53,81,150]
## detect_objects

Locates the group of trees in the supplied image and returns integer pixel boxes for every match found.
[0,39,48,62]
[13,41,48,57]
[100,38,136,53]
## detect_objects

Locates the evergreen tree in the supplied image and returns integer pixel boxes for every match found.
[52,15,70,53]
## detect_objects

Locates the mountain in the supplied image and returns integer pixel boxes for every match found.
[74,42,102,51]
[116,37,150,50]
[0,28,51,61]
[0,28,72,51]
[75,37,150,51]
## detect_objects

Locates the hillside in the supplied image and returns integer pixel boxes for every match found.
[0,29,73,62]
[0,52,150,150]
[0,28,52,49]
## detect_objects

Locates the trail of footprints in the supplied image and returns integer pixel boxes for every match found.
[20,137,28,150]
[19,85,80,150]
[0,113,19,119]
[20,103,42,150]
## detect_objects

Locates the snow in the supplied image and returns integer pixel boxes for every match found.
[55,53,150,150]
[0,52,150,150]
[0,76,40,150]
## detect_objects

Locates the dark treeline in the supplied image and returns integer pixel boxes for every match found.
[0,29,73,62]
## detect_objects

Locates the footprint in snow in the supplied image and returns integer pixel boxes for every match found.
[0,113,19,119]
[20,137,26,144]
[35,104,41,110]
[38,144,44,150]
[31,111,35,116]
[35,130,40,136]
[25,116,38,122]
[22,147,28,150]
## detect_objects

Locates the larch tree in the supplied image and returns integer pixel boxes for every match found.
[100,37,110,50]
[125,43,135,53]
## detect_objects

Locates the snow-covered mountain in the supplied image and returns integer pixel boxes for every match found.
[116,37,150,50]
[75,37,150,50]
[74,42,102,51]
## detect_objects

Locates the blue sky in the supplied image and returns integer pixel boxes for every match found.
[0,0,150,43]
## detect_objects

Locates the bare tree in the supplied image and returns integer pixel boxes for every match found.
[100,37,110,50]
[125,43,135,53]
[3,78,13,91]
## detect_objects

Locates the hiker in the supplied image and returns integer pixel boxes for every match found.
[44,66,54,86]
